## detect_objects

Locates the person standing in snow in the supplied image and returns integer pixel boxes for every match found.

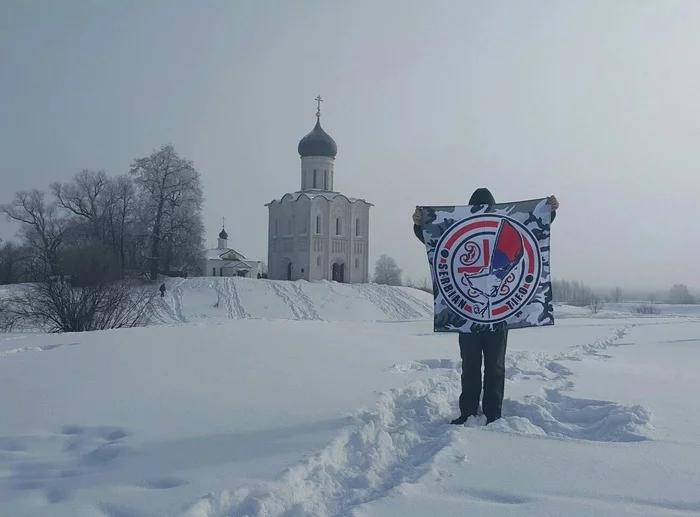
[412,188,559,425]
[159,283,166,298]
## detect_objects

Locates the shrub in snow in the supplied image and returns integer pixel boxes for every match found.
[1,276,158,333]
[588,297,604,314]
[633,303,661,315]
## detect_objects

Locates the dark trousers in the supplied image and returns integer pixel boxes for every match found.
[458,330,508,421]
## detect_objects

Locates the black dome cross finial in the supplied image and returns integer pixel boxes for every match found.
[315,95,323,119]
[297,95,338,158]
[218,216,228,240]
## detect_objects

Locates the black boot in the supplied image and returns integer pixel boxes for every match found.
[450,414,474,425]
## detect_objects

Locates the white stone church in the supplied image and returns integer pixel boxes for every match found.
[200,226,264,278]
[265,97,372,283]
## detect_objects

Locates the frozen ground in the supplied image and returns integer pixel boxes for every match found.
[1,277,699,517]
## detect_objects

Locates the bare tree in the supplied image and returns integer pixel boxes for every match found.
[404,276,432,293]
[589,296,604,314]
[0,190,69,277]
[552,278,595,307]
[159,200,205,274]
[51,169,110,241]
[552,279,572,303]
[611,286,623,303]
[52,170,139,275]
[104,175,137,273]
[373,254,403,286]
[0,240,30,284]
[129,144,204,280]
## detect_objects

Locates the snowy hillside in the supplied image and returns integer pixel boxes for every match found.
[1,278,700,517]
[155,277,434,324]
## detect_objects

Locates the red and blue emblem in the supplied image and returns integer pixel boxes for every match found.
[433,214,542,324]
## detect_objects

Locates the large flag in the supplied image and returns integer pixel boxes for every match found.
[420,197,554,333]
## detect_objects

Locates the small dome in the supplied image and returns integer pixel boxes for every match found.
[219,228,228,239]
[298,119,337,158]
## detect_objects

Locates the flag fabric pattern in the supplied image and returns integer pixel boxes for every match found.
[420,198,554,333]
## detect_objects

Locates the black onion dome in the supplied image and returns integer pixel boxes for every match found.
[219,228,228,239]
[298,119,338,158]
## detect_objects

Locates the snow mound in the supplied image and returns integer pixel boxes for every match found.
[492,388,654,442]
[156,277,433,324]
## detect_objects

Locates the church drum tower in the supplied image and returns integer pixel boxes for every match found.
[265,97,372,283]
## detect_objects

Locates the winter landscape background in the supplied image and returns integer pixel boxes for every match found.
[2,2,700,516]
[1,277,699,517]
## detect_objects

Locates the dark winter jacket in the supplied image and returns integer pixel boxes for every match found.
[413,188,556,243]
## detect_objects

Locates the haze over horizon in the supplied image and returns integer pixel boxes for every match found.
[1,1,698,292]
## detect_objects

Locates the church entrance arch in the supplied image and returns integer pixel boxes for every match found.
[285,258,293,281]
[331,262,345,283]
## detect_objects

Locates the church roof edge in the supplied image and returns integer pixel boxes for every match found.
[264,190,373,206]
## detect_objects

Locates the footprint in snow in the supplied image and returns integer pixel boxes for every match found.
[140,476,188,489]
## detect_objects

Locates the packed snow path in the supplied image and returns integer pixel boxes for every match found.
[154,278,433,324]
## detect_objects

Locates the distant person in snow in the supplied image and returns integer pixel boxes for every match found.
[159,283,166,298]
[412,188,559,425]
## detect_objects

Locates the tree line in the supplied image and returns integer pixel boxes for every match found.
[0,144,204,284]
[373,256,697,309]
[0,144,204,333]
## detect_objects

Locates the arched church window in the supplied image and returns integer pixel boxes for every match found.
[324,170,328,190]
[316,215,321,234]
[355,218,360,236]
[335,218,341,235]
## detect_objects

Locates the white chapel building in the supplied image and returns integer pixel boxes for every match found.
[200,225,263,278]
[265,97,372,283]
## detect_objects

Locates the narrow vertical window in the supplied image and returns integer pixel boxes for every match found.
[336,218,341,235]
[213,267,216,276]
[313,169,317,188]
[316,215,321,234]
[324,170,328,190]
[355,218,360,236]
[220,267,223,276]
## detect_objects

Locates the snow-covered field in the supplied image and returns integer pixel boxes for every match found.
[1,277,699,517]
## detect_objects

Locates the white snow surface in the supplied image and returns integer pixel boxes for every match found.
[1,277,699,517]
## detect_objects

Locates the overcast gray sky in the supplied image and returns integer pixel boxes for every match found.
[1,0,698,291]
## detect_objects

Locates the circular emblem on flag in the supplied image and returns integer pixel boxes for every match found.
[433,214,542,324]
